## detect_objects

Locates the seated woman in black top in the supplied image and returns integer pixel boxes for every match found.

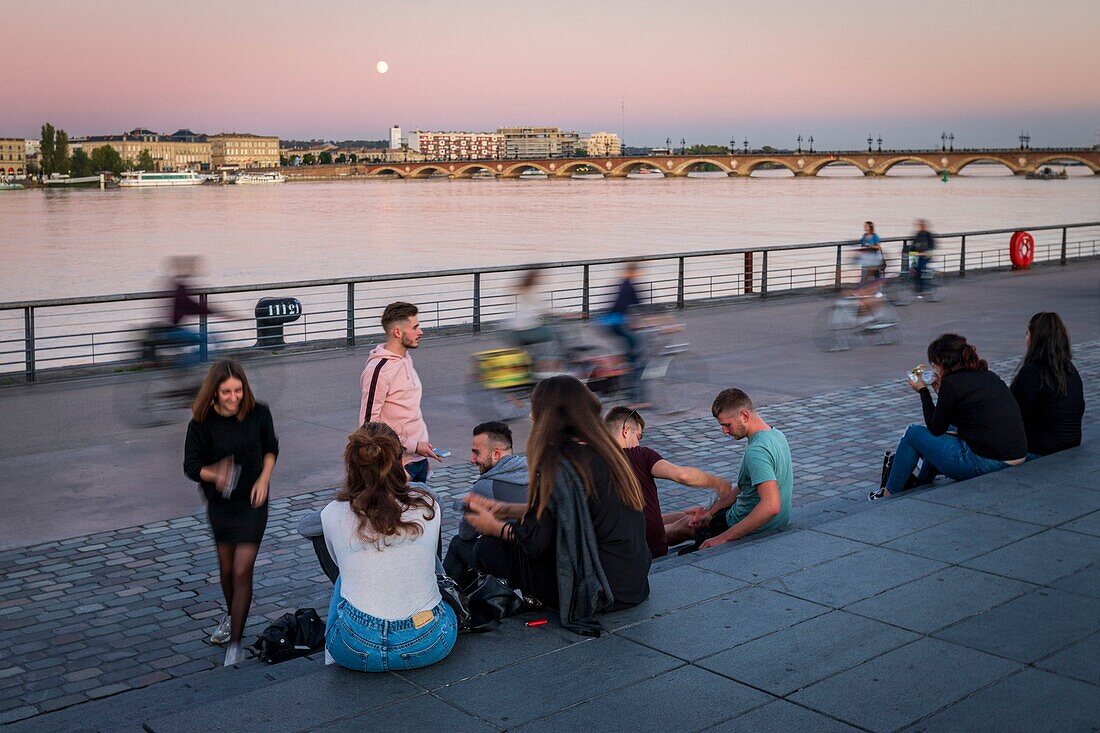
[1011,312,1085,457]
[464,375,651,632]
[875,334,1027,498]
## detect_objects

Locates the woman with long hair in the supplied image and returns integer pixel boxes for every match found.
[1011,312,1085,456]
[465,376,651,630]
[322,422,456,672]
[873,334,1027,498]
[184,359,278,665]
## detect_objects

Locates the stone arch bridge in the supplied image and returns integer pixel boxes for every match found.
[281,149,1100,180]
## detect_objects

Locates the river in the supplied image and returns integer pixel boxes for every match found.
[2,165,1098,302]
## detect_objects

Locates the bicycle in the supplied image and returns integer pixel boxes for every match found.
[812,293,902,352]
[886,256,945,306]
[466,318,709,422]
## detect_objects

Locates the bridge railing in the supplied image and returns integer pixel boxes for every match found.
[2,221,1098,382]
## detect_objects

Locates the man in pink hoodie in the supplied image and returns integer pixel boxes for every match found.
[359,302,441,483]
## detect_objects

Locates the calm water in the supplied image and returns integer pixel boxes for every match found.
[2,166,1098,301]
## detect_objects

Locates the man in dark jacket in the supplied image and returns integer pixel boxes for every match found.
[443,422,528,588]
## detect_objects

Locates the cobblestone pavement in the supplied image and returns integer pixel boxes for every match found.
[2,342,1098,723]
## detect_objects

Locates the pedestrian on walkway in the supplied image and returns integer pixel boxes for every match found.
[184,359,278,666]
[322,423,457,672]
[359,302,441,484]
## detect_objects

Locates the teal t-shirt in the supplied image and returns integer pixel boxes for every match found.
[726,428,793,533]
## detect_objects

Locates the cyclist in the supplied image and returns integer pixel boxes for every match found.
[909,219,936,297]
[845,221,887,320]
[601,260,646,405]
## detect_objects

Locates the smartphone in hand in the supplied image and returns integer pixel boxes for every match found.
[435,449,452,458]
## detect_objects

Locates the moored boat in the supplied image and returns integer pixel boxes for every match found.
[235,171,286,185]
[119,171,204,188]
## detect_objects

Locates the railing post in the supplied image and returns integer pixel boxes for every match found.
[472,272,481,333]
[744,252,754,294]
[346,282,356,346]
[582,265,590,319]
[761,250,769,299]
[834,245,843,290]
[900,239,909,274]
[1060,227,1067,265]
[959,235,966,278]
[24,306,35,383]
[676,257,685,309]
[199,294,209,361]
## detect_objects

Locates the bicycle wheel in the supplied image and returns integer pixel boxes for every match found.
[812,303,854,352]
[649,351,709,415]
[887,275,915,306]
[924,271,946,303]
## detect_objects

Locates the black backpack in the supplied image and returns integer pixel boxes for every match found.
[250,608,327,664]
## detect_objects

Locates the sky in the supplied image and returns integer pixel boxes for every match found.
[4,0,1099,149]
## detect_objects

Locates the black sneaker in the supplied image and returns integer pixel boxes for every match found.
[868,488,886,501]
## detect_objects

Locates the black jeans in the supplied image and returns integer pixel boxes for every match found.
[473,536,559,609]
[443,536,479,590]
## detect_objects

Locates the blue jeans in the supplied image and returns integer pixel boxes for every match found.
[912,256,929,293]
[326,576,457,672]
[885,424,1010,494]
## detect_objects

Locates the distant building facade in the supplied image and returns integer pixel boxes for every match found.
[71,128,211,171]
[1,138,26,176]
[497,126,579,158]
[579,131,621,157]
[406,131,505,160]
[389,125,403,149]
[209,134,280,169]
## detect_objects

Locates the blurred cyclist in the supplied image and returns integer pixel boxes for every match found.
[909,219,936,296]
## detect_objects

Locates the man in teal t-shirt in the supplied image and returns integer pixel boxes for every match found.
[687,388,793,550]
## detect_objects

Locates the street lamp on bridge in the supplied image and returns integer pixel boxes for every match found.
[743,139,749,153]
[867,135,873,153]
[666,137,671,154]
[797,135,803,154]
[877,135,882,153]
[809,135,814,153]
[941,132,947,152]
[681,137,686,154]
[949,133,955,152]
[729,137,736,154]
[1024,132,1031,150]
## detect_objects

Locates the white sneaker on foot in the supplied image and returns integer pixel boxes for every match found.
[224,642,242,667]
[209,615,232,645]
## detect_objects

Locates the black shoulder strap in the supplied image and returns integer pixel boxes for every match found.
[363,358,389,426]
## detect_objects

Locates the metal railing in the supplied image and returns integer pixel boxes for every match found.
[2,222,1098,382]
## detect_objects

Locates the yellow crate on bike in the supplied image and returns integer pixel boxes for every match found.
[473,348,534,389]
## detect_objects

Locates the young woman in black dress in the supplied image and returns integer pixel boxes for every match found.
[184,359,278,665]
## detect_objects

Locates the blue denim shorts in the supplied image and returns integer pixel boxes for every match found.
[326,594,458,673]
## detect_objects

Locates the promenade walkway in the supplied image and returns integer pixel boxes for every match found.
[2,339,1099,729]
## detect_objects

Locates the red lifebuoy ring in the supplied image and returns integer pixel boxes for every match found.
[1010,231,1035,269]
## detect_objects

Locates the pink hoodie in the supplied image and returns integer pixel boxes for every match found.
[359,344,429,464]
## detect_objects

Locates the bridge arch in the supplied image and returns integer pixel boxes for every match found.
[555,160,607,177]
[879,157,941,176]
[452,163,496,179]
[745,159,799,175]
[500,162,554,178]
[673,158,733,176]
[407,165,451,179]
[611,158,669,176]
[1027,154,1100,174]
[953,157,1018,175]
[805,158,869,176]
[369,166,406,178]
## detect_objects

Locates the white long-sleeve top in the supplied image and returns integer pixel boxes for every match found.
[321,498,441,620]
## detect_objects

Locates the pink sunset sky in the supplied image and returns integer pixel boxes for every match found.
[4,0,1099,149]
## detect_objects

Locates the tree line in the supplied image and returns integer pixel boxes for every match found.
[38,122,155,178]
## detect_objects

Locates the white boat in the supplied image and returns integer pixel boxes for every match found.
[518,169,548,180]
[119,171,204,188]
[628,167,664,178]
[235,172,286,185]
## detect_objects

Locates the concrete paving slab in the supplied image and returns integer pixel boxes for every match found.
[814,499,965,545]
[934,588,1100,663]
[433,635,681,729]
[142,666,421,733]
[1050,562,1100,599]
[984,486,1100,527]
[617,587,829,661]
[789,638,1021,733]
[696,610,919,696]
[764,546,947,608]
[905,668,1100,733]
[1059,509,1100,537]
[962,528,1100,585]
[692,529,868,584]
[882,513,1043,563]
[315,693,497,733]
[600,565,747,631]
[844,566,1034,634]
[704,699,861,732]
[1035,631,1100,687]
[393,618,576,691]
[512,665,771,733]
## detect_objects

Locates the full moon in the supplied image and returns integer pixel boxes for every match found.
[376,61,389,74]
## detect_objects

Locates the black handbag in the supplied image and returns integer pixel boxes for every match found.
[466,575,525,632]
[437,572,472,633]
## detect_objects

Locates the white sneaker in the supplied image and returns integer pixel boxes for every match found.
[210,615,232,645]
[224,642,242,667]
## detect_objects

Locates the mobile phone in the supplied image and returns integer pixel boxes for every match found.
[906,372,920,384]
[221,464,242,500]
[435,449,452,458]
